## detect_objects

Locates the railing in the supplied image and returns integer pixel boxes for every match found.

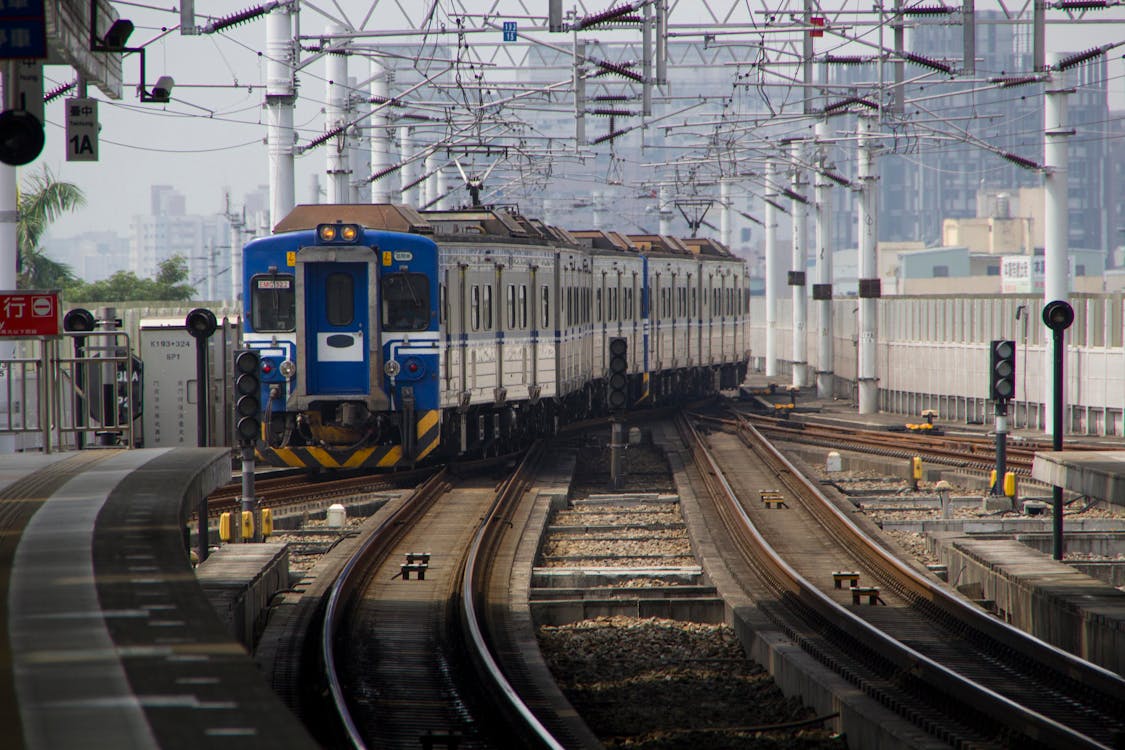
[0,331,138,453]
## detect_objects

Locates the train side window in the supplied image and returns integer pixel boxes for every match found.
[326,273,354,325]
[541,285,550,328]
[506,284,516,329]
[471,285,481,331]
[382,272,430,331]
[250,273,295,332]
[596,288,602,323]
[483,284,493,330]
[519,284,528,328]
[440,283,447,325]
[691,287,697,317]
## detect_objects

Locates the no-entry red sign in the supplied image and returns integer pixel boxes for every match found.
[0,291,60,337]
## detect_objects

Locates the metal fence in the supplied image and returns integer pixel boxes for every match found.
[0,331,139,452]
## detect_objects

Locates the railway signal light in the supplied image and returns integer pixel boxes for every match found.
[234,349,262,444]
[989,339,1016,403]
[608,337,628,411]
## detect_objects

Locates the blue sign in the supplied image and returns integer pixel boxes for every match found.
[0,0,47,59]
[502,21,517,42]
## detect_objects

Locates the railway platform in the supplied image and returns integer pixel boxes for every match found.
[0,448,317,750]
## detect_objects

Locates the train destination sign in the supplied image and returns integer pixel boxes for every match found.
[0,291,60,337]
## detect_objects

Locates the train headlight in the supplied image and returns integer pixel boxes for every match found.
[279,359,296,379]
[384,360,401,377]
[316,223,361,244]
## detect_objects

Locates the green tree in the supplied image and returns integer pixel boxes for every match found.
[17,166,84,289]
[64,254,196,303]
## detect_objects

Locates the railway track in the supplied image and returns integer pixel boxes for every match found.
[684,413,1125,748]
[316,444,591,749]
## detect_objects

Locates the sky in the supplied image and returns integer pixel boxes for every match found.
[22,0,1125,245]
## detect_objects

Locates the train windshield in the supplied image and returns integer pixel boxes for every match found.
[382,272,430,331]
[251,274,296,332]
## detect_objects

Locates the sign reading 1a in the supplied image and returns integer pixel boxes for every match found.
[65,97,98,162]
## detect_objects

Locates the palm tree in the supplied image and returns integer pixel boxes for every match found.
[17,166,84,289]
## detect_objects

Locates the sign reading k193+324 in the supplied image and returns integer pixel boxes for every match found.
[0,291,60,337]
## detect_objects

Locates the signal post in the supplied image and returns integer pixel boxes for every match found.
[233,348,262,542]
[989,340,1016,499]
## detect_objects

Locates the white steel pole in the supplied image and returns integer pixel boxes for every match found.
[764,160,779,378]
[228,212,244,304]
[1043,52,1072,435]
[790,139,809,388]
[399,126,416,206]
[814,121,834,398]
[424,152,437,208]
[348,76,367,204]
[436,162,449,209]
[658,185,673,236]
[265,4,295,229]
[857,113,879,414]
[370,58,395,204]
[325,24,349,204]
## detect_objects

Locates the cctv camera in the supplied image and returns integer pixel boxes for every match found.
[151,76,174,102]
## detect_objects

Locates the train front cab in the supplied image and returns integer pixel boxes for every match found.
[272,223,441,470]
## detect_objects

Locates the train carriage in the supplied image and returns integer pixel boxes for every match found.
[241,203,750,471]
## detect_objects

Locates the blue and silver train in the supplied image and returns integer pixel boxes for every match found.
[241,204,750,470]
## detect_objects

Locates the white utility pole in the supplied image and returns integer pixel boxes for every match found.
[814,121,834,399]
[857,112,880,414]
[1043,52,1073,435]
[424,152,438,208]
[370,59,395,204]
[325,24,349,204]
[790,139,809,388]
[265,4,296,228]
[348,76,368,204]
[764,160,779,377]
[399,126,416,206]
[658,185,673,235]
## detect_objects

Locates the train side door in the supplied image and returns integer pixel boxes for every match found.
[305,262,369,395]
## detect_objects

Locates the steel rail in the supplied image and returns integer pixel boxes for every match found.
[320,468,452,749]
[677,413,1120,749]
[459,439,567,750]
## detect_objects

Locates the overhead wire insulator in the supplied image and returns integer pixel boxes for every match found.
[593,59,644,82]
[780,188,810,205]
[301,125,345,152]
[901,4,956,14]
[590,108,635,117]
[201,3,276,34]
[824,55,869,65]
[592,94,631,102]
[573,2,643,30]
[822,96,878,114]
[368,95,403,107]
[822,170,852,187]
[1054,45,1107,70]
[990,75,1042,87]
[1054,0,1108,8]
[1001,152,1041,170]
[367,163,404,183]
[737,210,765,226]
[44,80,77,103]
[591,129,629,145]
[902,51,953,73]
[763,198,790,214]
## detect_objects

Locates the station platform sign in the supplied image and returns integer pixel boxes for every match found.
[0,291,60,337]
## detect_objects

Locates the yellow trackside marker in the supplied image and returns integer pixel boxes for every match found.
[382,250,392,266]
[286,251,296,266]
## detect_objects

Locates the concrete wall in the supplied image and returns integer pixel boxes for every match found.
[749,292,1125,436]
